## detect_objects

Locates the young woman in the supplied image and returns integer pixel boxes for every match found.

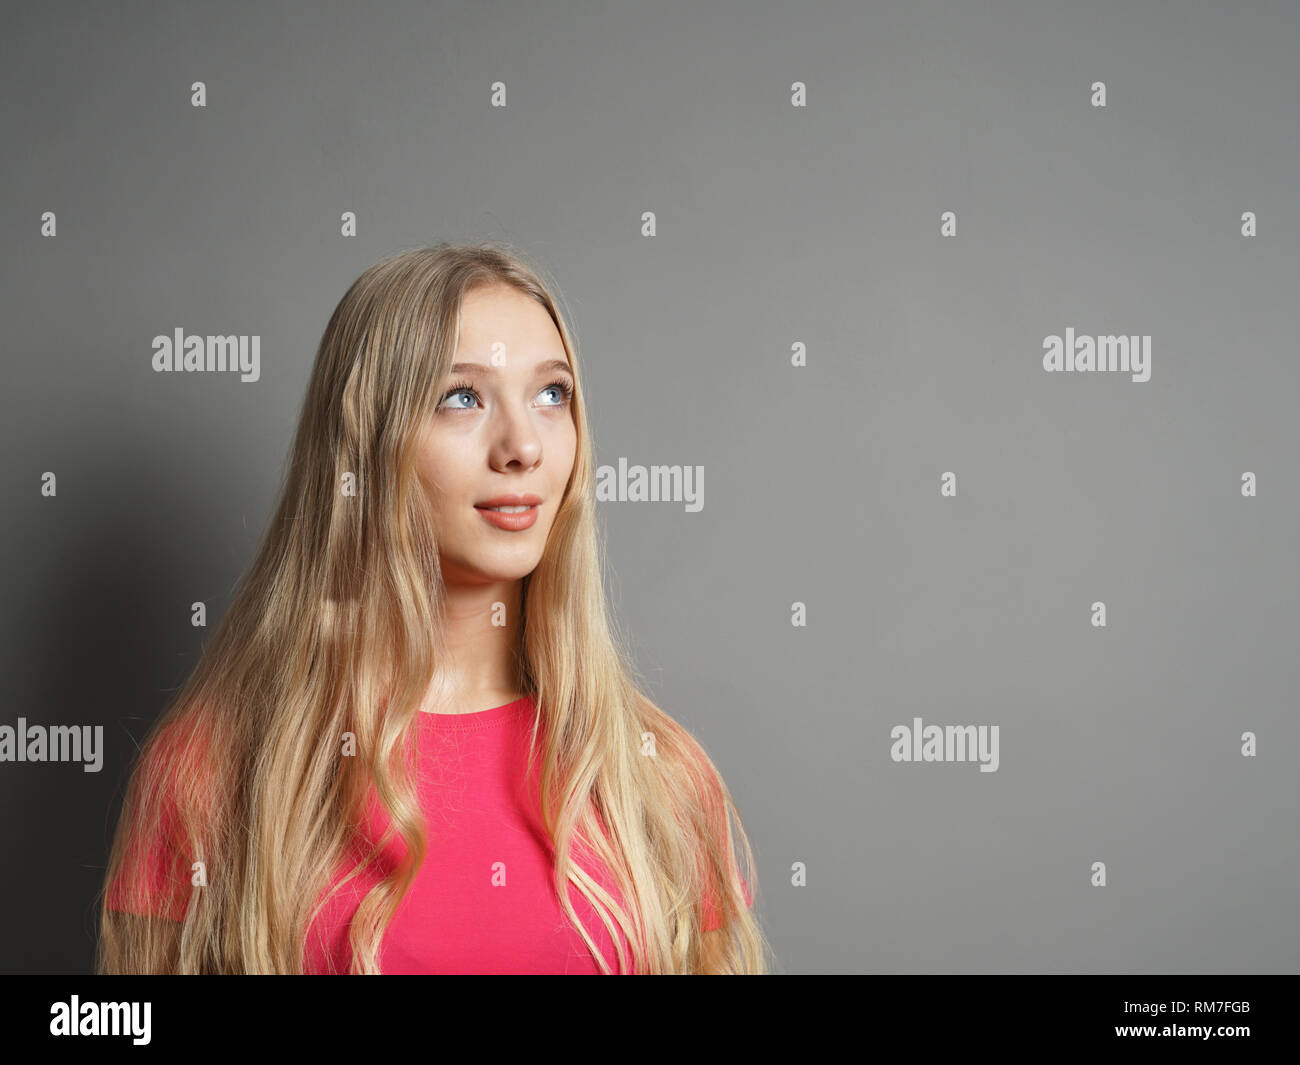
[98,242,767,974]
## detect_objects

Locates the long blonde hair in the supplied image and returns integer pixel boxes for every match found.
[97,242,769,974]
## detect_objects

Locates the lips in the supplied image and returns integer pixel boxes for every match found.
[475,494,541,531]
[475,494,542,509]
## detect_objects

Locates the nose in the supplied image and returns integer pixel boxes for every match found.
[488,404,543,472]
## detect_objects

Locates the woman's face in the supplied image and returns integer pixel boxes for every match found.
[415,283,578,588]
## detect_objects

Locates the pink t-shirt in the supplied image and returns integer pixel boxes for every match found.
[108,695,748,974]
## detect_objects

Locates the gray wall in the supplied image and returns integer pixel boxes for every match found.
[2,0,1296,973]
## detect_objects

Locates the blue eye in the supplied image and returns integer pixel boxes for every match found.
[440,384,477,409]
[539,379,575,406]
[437,378,575,410]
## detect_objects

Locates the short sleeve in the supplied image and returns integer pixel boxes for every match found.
[702,873,752,933]
[104,741,195,923]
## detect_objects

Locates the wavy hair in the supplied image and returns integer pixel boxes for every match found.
[96,242,768,974]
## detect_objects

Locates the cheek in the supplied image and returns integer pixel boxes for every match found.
[415,457,458,515]
[412,446,438,490]
[550,436,575,495]
[415,433,471,496]
[555,422,578,473]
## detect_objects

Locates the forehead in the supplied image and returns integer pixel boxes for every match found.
[453,287,570,377]
[458,285,557,343]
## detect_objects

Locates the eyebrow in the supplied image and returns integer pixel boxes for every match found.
[449,358,574,379]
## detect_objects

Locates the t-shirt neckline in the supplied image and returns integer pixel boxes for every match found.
[417,694,534,730]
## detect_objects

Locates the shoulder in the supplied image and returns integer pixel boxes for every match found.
[106,707,223,921]
[129,707,223,815]
[630,693,752,928]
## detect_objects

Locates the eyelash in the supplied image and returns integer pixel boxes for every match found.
[438,377,575,410]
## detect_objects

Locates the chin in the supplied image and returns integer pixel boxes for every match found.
[447,553,542,584]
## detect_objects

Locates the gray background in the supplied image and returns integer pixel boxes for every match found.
[2,0,1297,974]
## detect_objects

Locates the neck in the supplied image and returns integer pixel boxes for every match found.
[420,577,526,714]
